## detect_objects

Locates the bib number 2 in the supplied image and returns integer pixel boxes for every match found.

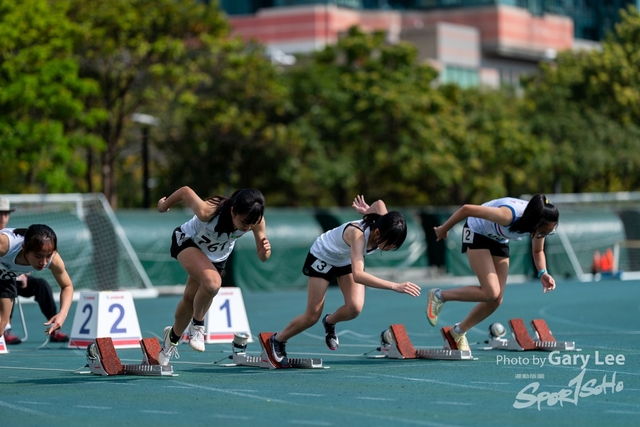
[462,227,475,244]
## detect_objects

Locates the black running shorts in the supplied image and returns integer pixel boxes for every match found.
[461,225,510,258]
[170,227,226,273]
[302,252,352,281]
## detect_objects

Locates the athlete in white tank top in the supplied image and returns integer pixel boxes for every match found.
[466,197,529,243]
[0,225,75,339]
[310,220,379,267]
[178,215,250,263]
[0,228,53,278]
[156,186,271,365]
[428,194,559,353]
[266,196,421,369]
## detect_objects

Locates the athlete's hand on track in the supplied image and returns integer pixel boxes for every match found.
[44,313,66,335]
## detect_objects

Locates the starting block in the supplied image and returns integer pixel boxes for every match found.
[374,324,473,361]
[86,337,175,376]
[218,332,324,369]
[483,318,577,351]
[0,334,7,354]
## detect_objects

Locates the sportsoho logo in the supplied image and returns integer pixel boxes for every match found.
[507,351,625,410]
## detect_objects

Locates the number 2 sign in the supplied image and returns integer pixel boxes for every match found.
[68,291,143,349]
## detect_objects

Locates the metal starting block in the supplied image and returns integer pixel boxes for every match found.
[482,318,577,352]
[218,332,325,370]
[374,324,474,361]
[86,337,175,376]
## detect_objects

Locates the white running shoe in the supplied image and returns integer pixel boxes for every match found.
[449,324,471,352]
[189,322,206,352]
[158,326,180,366]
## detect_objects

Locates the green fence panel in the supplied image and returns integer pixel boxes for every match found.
[231,208,324,291]
[116,210,193,286]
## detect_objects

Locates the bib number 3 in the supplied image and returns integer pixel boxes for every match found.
[311,258,332,273]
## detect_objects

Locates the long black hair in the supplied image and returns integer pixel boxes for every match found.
[361,211,407,250]
[508,194,559,234]
[206,189,265,236]
[14,224,58,253]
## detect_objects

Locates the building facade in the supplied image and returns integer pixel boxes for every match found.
[219,0,635,87]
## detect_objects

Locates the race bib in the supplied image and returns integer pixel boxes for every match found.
[311,258,332,273]
[462,227,475,244]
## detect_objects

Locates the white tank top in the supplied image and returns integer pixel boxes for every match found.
[0,228,53,280]
[466,197,529,243]
[178,215,249,263]
[310,220,380,267]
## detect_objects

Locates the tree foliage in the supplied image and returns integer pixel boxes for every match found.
[0,0,102,193]
[66,0,229,206]
[4,2,640,206]
[522,5,640,193]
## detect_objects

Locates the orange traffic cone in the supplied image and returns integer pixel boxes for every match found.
[600,248,614,273]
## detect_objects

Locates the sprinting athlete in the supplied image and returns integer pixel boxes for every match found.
[426,194,559,353]
[267,195,421,368]
[157,186,271,366]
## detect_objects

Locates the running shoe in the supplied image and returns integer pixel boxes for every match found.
[189,322,206,352]
[49,330,69,342]
[322,314,339,351]
[426,288,444,327]
[449,325,471,352]
[158,326,180,366]
[3,329,21,345]
[268,333,290,368]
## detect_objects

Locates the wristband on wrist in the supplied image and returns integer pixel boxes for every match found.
[538,269,547,279]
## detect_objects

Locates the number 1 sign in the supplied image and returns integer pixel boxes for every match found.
[68,291,143,349]
[204,287,253,344]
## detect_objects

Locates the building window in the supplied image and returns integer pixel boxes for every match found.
[442,65,479,88]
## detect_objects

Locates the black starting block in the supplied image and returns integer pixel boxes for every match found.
[482,318,577,351]
[219,332,325,369]
[373,324,474,361]
[86,337,175,376]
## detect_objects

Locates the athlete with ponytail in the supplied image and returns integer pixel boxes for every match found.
[156,186,271,365]
[427,194,559,354]
[267,195,421,368]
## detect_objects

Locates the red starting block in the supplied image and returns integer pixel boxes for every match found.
[375,324,474,361]
[86,337,175,376]
[483,318,577,351]
[218,332,324,370]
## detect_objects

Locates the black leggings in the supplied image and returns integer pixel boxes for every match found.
[12,276,58,321]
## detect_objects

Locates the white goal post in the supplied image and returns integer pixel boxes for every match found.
[2,193,155,294]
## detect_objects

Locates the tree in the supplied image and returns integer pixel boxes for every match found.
[66,0,229,207]
[0,0,102,193]
[284,27,459,206]
[438,84,545,204]
[155,37,296,205]
[522,5,640,193]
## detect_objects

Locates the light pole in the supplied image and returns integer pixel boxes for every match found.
[131,113,160,208]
